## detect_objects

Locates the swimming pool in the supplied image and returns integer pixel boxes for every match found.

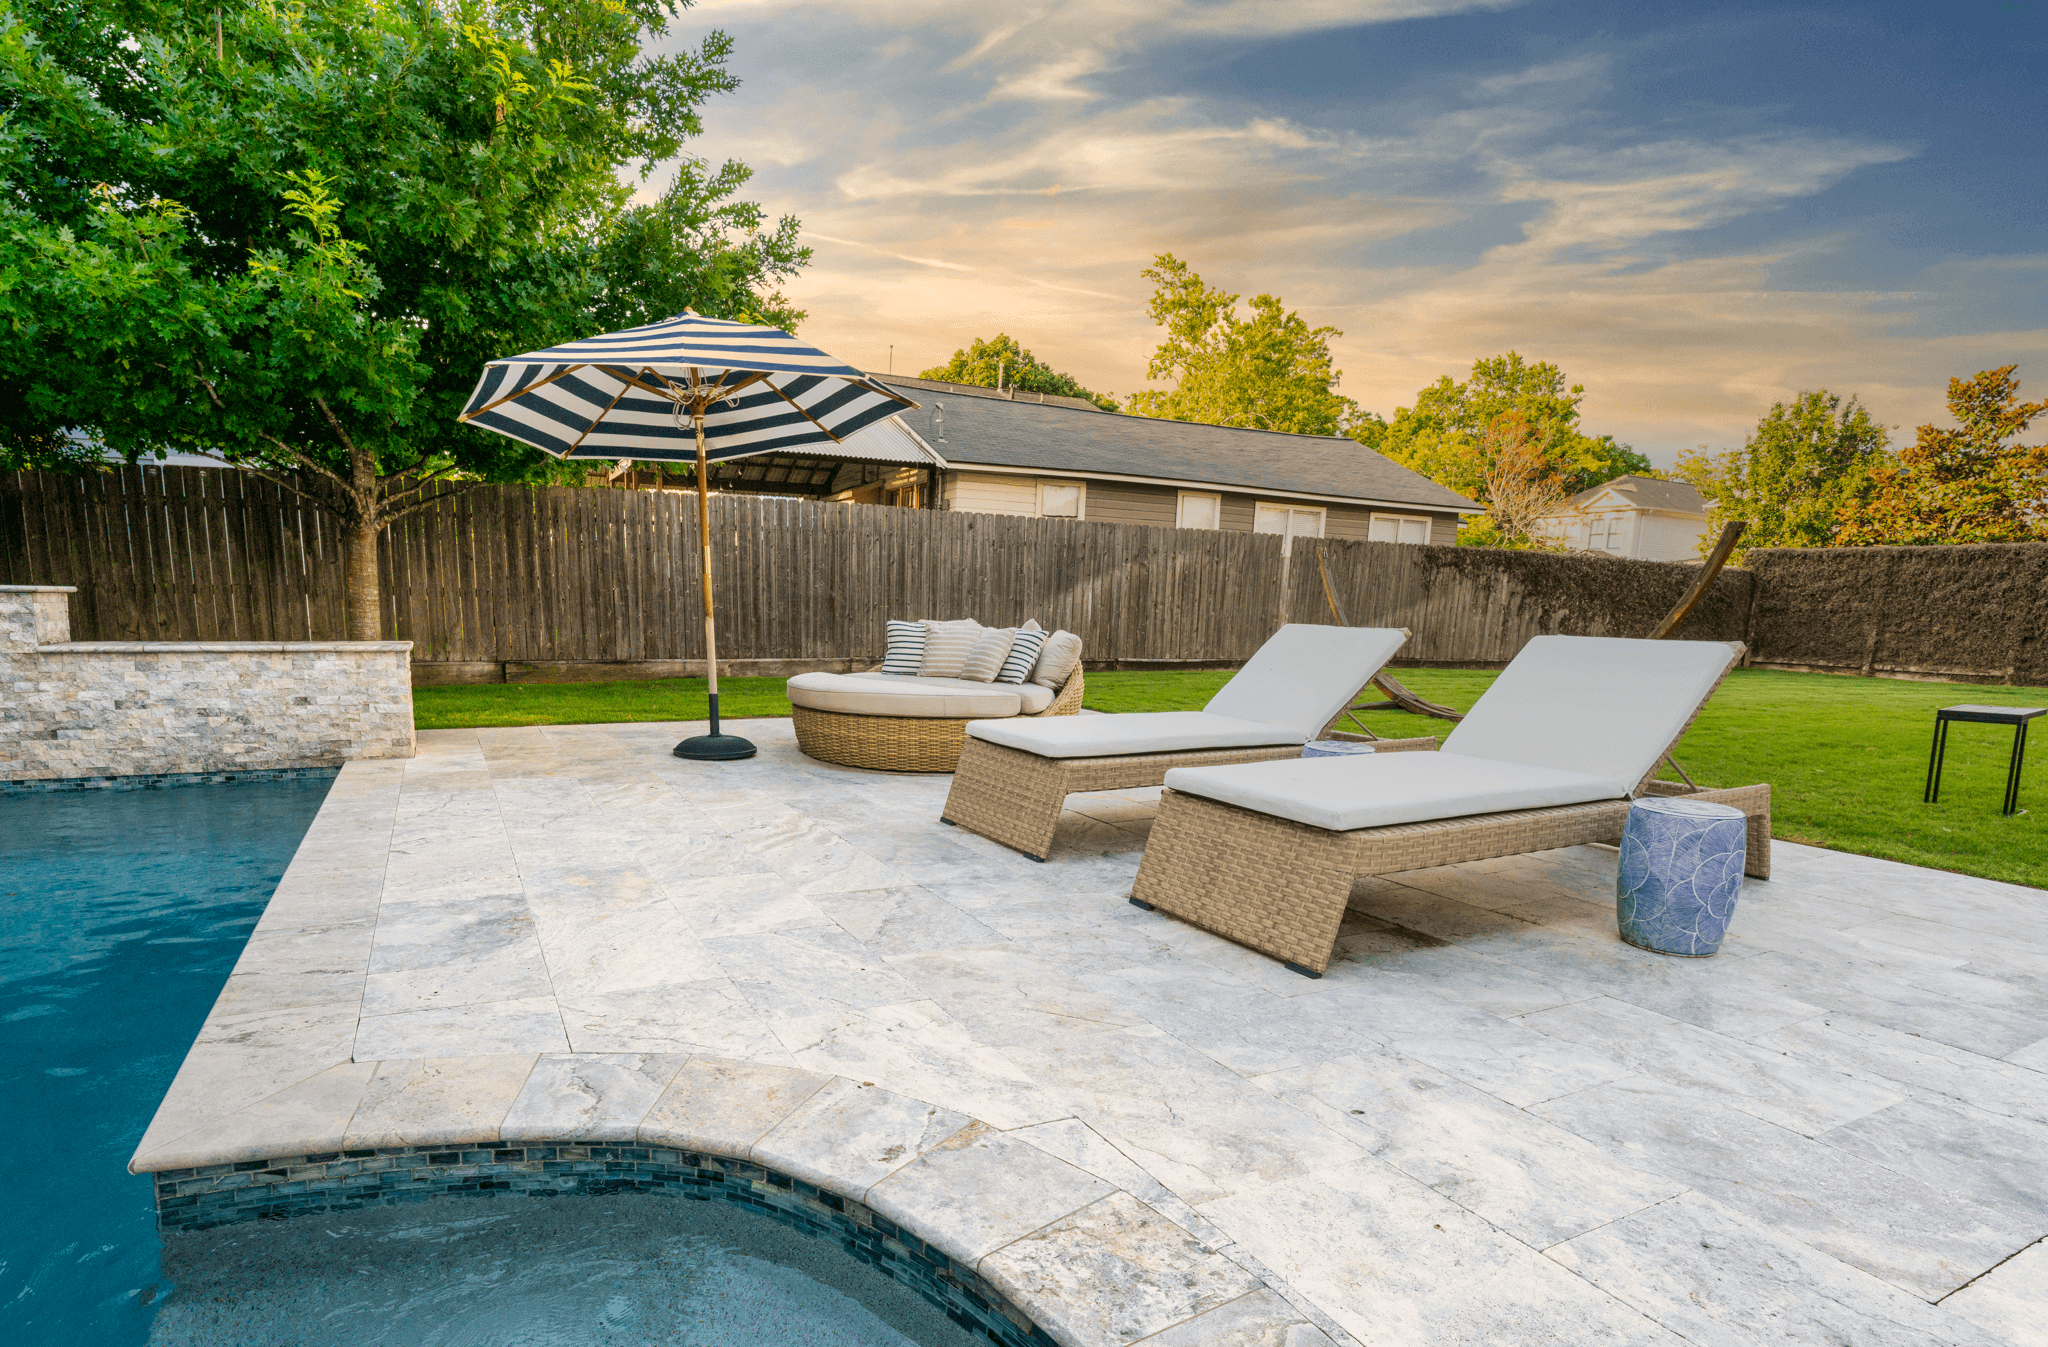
[3,774,981,1347]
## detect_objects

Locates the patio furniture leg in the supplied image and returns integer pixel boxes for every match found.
[942,739,1071,861]
[1130,789,1358,977]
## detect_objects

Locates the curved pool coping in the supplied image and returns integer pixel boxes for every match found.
[132,1053,1327,1347]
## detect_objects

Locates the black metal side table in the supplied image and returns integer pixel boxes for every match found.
[1924,705,2043,816]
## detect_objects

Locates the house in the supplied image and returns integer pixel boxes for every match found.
[830,375,1480,546]
[1534,475,1711,562]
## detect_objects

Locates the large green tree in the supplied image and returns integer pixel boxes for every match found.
[0,0,806,637]
[1675,390,1889,561]
[1125,254,1357,435]
[1358,352,1651,509]
[1834,366,2047,546]
[921,333,1115,410]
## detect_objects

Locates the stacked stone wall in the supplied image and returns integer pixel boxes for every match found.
[1,586,414,780]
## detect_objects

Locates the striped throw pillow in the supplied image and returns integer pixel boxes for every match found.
[958,628,1016,683]
[880,619,927,675]
[919,619,983,678]
[996,622,1047,684]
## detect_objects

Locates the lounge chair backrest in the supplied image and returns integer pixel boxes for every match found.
[1441,635,1739,793]
[1204,624,1408,738]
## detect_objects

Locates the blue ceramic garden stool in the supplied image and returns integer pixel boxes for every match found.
[1616,797,1749,957]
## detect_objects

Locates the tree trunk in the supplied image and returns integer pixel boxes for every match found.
[343,520,381,641]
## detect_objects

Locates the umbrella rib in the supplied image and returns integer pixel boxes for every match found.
[761,377,852,445]
[458,364,585,421]
[563,368,647,457]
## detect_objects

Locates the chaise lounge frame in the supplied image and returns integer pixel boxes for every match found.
[1127,647,1771,977]
[794,669,1086,774]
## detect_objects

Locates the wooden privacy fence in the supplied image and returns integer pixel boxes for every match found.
[0,467,1291,679]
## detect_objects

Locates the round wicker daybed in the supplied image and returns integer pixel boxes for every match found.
[788,669,1085,773]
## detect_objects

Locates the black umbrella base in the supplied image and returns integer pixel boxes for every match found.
[673,733,757,761]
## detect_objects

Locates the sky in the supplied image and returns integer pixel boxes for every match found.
[662,0,2048,466]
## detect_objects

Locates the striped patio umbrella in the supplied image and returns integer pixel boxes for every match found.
[459,313,918,761]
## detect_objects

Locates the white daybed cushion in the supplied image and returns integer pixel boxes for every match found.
[966,710,1306,758]
[1203,624,1408,738]
[848,670,1054,713]
[1163,751,1621,833]
[1441,635,1737,794]
[788,671,1023,718]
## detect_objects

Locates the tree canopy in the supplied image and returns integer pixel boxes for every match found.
[1124,254,1357,436]
[1835,366,2047,546]
[920,334,1115,410]
[1358,353,1652,512]
[1675,391,1890,561]
[0,0,806,634]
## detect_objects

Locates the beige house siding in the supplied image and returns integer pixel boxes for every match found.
[943,471,1462,542]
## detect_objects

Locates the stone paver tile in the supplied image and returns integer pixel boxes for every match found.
[1755,1015,2048,1125]
[132,1043,355,1163]
[1534,1075,2032,1300]
[1518,995,1904,1136]
[1735,949,2048,1059]
[867,1121,1114,1266]
[1549,1190,2011,1347]
[1006,1027,1365,1208]
[705,927,925,1020]
[665,873,832,938]
[353,996,571,1060]
[1940,1238,2048,1347]
[135,1062,378,1171]
[1008,1117,1221,1243]
[638,1056,832,1155]
[1261,1053,1687,1249]
[2008,1037,2048,1071]
[559,979,787,1059]
[343,1055,536,1147]
[498,1053,691,1143]
[749,1078,971,1196]
[528,896,724,999]
[1818,1095,2048,1228]
[1136,1288,1339,1347]
[980,1190,1259,1347]
[1335,939,1588,1020]
[1202,1157,1688,1347]
[768,1000,1067,1131]
[811,887,1005,955]
[732,815,912,897]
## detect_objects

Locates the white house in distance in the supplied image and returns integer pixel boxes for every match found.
[1534,475,1713,562]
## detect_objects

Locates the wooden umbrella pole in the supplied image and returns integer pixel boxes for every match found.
[694,408,720,736]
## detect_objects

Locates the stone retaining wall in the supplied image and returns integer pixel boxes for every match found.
[1,585,414,780]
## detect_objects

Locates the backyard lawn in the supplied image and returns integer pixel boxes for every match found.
[413,667,2044,889]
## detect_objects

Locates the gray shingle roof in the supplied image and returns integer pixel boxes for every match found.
[878,378,1479,513]
[1569,475,1706,514]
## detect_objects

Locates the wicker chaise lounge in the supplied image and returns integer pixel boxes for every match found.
[942,624,1421,860]
[1128,635,1772,977]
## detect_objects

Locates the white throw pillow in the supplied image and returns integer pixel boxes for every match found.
[1031,629,1083,690]
[919,619,984,678]
[879,619,927,676]
[958,627,1017,683]
[997,621,1047,684]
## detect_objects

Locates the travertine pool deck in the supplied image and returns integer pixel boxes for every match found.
[134,719,2048,1346]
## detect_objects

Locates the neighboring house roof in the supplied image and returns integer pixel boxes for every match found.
[1560,475,1707,515]
[874,374,1109,414]
[875,376,1481,514]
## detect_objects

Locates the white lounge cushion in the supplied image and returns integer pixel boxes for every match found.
[1441,635,1737,794]
[849,670,1053,713]
[788,671,1022,718]
[967,710,1307,758]
[1164,751,1621,832]
[1203,624,1408,738]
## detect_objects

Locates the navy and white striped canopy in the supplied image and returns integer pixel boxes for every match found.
[459,314,917,463]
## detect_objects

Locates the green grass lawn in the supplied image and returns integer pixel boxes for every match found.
[416,666,2045,889]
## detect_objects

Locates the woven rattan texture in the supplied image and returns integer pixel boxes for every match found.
[791,671,1084,773]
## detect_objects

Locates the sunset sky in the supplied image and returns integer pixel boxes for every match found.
[668,0,2046,465]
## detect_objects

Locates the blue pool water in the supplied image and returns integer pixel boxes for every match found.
[1,774,336,1345]
[3,776,980,1346]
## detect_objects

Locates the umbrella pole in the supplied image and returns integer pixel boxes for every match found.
[673,407,756,761]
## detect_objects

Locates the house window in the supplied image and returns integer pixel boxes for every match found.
[1594,513,1626,552]
[1368,513,1433,545]
[1254,503,1325,555]
[1038,481,1084,518]
[1177,491,1221,530]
